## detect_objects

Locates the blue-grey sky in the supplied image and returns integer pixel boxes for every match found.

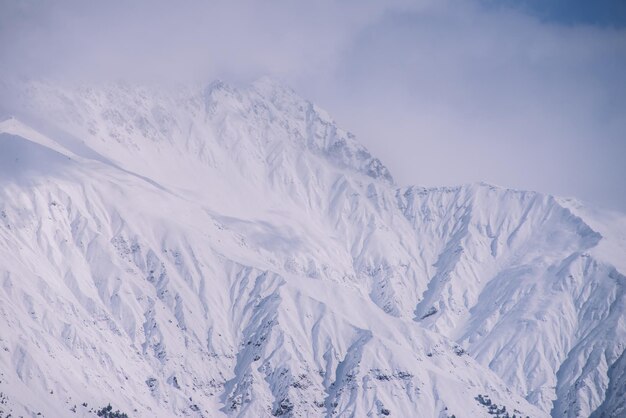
[1,0,625,211]
[489,0,626,27]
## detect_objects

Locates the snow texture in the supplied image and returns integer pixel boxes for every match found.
[0,78,624,417]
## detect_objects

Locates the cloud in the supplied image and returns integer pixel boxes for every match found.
[0,0,625,210]
[292,2,626,211]
[0,0,421,83]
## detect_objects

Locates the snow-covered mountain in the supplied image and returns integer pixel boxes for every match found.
[0,78,624,418]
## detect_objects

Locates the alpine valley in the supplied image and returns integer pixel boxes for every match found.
[0,78,624,418]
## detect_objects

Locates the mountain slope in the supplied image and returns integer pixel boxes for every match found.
[0,79,624,417]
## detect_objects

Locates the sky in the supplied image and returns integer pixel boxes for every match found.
[1,0,625,211]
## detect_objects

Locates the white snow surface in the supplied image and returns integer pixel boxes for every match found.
[0,78,624,418]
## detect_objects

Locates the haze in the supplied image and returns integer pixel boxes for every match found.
[1,0,625,210]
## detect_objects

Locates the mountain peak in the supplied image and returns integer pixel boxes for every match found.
[251,76,296,98]
[5,77,395,186]
[1,77,624,418]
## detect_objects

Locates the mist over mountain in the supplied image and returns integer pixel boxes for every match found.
[0,78,624,417]
[2,1,625,212]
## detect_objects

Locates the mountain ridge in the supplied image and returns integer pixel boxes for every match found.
[0,79,624,417]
